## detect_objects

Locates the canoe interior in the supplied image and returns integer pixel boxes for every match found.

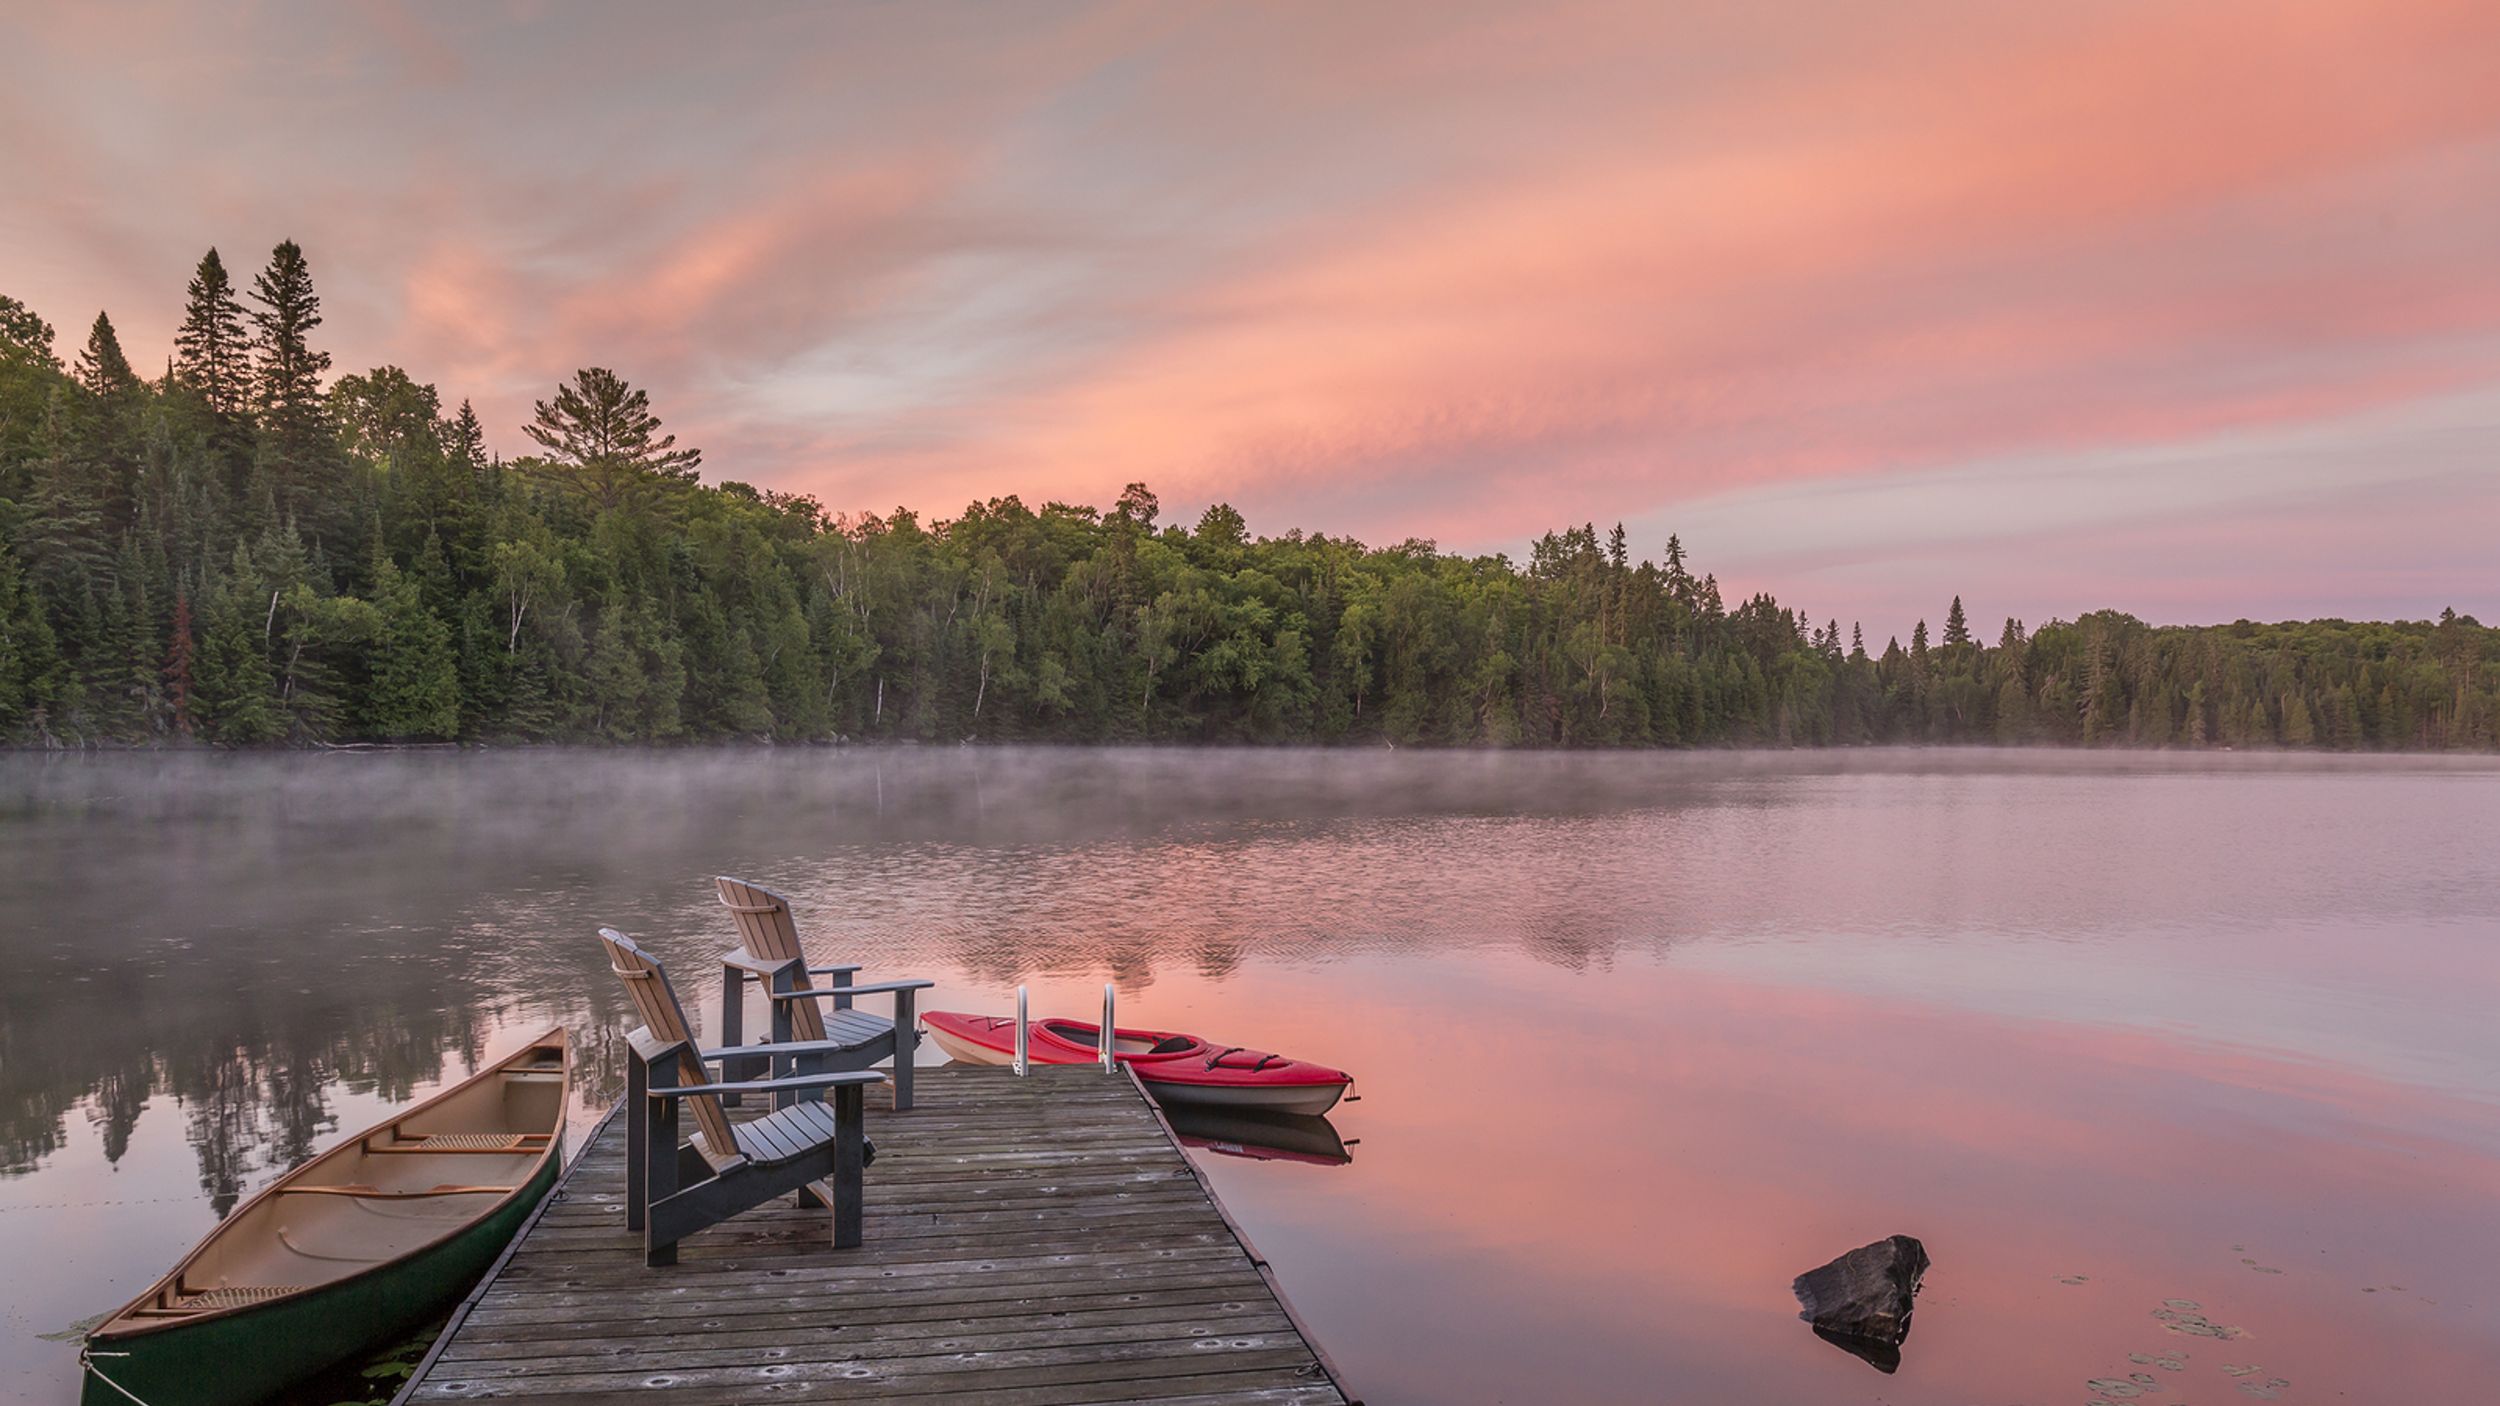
[95,1031,568,1338]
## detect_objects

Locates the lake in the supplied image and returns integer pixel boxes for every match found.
[2,748,2495,1404]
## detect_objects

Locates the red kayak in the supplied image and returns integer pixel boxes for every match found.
[922,1011,1352,1116]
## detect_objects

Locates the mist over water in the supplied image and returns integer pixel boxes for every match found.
[2,747,2496,1403]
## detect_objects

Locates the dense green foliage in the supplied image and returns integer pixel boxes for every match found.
[3,245,2495,749]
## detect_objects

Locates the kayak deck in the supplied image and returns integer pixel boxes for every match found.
[396,1063,1356,1406]
[924,1010,1353,1115]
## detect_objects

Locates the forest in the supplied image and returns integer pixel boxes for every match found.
[2,242,2495,750]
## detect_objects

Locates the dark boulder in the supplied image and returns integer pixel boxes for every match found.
[1812,1325,1903,1374]
[1792,1234,1929,1363]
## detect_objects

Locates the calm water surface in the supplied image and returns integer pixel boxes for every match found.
[2,748,2496,1404]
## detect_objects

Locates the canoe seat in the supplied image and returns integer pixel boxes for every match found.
[174,1286,302,1310]
[370,1132,549,1154]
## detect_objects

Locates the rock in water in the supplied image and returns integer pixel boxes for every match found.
[1792,1235,1929,1355]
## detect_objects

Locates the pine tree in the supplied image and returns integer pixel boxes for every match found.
[191,578,283,744]
[1943,595,1971,648]
[248,240,348,548]
[0,540,67,739]
[363,555,459,739]
[163,591,196,736]
[446,399,487,470]
[74,312,139,398]
[523,367,699,511]
[249,240,331,417]
[175,248,251,416]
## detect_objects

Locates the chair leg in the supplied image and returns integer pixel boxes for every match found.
[892,989,916,1112]
[644,1068,682,1268]
[625,1052,648,1232]
[769,965,800,1108]
[718,963,747,1108]
[793,1049,832,1210]
[833,1082,866,1250]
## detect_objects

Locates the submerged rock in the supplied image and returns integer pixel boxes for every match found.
[1793,1234,1929,1362]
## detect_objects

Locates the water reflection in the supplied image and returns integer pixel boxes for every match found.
[1165,1106,1354,1167]
[2,748,2496,1405]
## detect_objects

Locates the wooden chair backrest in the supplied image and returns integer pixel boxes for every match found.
[598,928,740,1157]
[716,876,825,1042]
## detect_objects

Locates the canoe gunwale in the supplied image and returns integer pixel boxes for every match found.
[381,1097,618,1406]
[89,1026,573,1345]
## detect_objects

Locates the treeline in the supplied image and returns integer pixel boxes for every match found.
[2,242,2495,750]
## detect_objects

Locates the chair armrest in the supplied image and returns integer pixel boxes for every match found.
[646,1071,886,1099]
[697,1038,874,1061]
[625,1026,691,1064]
[770,979,935,1000]
[720,949,800,978]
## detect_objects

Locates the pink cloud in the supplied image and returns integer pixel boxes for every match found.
[3,0,2496,620]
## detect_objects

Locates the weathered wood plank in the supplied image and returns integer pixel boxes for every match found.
[394,1063,1353,1406]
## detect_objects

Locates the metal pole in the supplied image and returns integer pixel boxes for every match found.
[1013,985,1029,1076]
[1100,983,1116,1073]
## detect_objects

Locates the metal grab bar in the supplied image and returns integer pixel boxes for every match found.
[1100,983,1116,1073]
[1013,985,1029,1076]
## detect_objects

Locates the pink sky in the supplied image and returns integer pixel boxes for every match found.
[3,1,2496,637]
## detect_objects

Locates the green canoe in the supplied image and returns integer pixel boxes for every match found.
[82,1029,571,1406]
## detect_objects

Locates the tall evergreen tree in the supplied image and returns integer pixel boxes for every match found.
[247,240,347,548]
[1943,595,1971,648]
[174,248,251,416]
[74,312,139,398]
[249,241,331,418]
[446,399,488,470]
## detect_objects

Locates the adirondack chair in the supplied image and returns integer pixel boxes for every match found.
[714,876,934,1111]
[600,928,886,1266]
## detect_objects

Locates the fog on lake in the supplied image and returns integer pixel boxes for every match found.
[2,747,2495,1404]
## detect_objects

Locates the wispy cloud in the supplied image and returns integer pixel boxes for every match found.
[1,0,2494,625]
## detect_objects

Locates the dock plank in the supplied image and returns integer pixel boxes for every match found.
[396,1064,1354,1405]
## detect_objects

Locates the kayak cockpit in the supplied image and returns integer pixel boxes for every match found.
[1038,1021,1200,1057]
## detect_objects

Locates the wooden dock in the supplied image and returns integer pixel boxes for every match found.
[395,1063,1356,1405]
